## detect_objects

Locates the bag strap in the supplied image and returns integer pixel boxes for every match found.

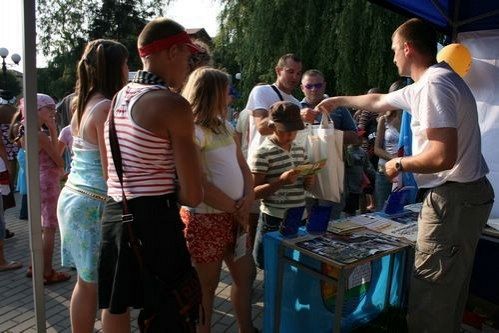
[320,111,334,129]
[108,92,145,270]
[269,84,284,101]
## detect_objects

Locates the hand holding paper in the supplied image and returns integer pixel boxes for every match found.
[294,158,327,176]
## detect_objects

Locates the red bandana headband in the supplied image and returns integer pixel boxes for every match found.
[138,31,200,57]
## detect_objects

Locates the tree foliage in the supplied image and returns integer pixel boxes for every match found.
[0,71,22,97]
[37,0,167,99]
[214,0,406,103]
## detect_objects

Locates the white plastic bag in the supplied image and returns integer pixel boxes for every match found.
[299,113,344,202]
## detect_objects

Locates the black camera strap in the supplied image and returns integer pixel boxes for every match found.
[108,92,145,270]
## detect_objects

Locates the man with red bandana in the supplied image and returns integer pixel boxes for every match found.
[98,17,204,332]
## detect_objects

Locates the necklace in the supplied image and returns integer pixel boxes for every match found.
[132,70,167,86]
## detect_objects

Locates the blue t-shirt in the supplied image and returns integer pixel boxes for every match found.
[301,99,357,131]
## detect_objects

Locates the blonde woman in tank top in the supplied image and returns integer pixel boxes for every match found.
[181,67,257,333]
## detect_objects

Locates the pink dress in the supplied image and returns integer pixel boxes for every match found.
[39,145,61,228]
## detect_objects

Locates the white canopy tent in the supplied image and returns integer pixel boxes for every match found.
[460,29,499,219]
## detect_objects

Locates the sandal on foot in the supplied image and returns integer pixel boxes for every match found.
[26,265,32,278]
[0,261,22,272]
[43,270,71,285]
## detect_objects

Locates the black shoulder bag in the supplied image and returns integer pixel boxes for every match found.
[108,95,202,333]
[269,84,284,101]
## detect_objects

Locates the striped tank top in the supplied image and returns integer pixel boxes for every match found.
[105,83,176,201]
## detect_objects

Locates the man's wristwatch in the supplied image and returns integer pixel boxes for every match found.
[395,157,404,172]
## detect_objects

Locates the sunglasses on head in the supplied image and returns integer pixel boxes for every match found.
[304,83,324,90]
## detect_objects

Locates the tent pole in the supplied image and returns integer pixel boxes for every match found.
[429,0,452,25]
[457,9,499,29]
[22,0,47,331]
[451,0,461,41]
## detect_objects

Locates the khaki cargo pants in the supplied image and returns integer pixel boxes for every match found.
[407,177,494,333]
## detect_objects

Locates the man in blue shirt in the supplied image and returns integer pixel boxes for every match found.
[300,69,359,218]
[300,69,358,144]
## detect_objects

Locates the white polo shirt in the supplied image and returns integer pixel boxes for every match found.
[245,84,300,161]
[384,62,488,188]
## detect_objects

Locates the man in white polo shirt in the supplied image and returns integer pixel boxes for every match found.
[317,18,494,333]
[246,53,315,159]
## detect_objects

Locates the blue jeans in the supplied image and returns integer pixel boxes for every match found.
[253,213,283,269]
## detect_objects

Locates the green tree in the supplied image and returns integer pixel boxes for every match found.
[0,71,22,97]
[88,0,166,71]
[214,0,406,101]
[36,0,167,99]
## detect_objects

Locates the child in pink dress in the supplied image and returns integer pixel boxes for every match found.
[16,94,70,284]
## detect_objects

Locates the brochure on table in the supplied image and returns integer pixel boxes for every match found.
[328,203,422,244]
[295,230,406,264]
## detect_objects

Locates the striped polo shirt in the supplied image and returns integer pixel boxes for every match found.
[106,83,176,201]
[249,138,308,218]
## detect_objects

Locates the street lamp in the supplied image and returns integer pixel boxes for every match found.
[0,47,22,93]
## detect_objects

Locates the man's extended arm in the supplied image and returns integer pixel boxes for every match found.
[316,94,394,114]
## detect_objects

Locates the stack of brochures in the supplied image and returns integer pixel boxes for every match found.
[328,212,418,244]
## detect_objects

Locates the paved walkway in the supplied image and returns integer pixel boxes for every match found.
[0,193,264,332]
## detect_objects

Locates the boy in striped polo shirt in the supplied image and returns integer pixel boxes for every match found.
[249,101,314,269]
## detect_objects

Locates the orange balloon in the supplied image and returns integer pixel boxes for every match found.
[437,43,472,77]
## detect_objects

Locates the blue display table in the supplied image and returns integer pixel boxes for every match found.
[263,230,409,333]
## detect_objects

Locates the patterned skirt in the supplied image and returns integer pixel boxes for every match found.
[57,187,105,282]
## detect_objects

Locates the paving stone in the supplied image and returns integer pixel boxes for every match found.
[0,310,24,324]
[211,322,229,333]
[11,311,34,324]
[9,317,36,332]
[0,193,264,332]
[0,319,18,332]
[218,312,237,326]
[223,322,239,333]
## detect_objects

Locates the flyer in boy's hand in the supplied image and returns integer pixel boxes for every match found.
[294,158,327,176]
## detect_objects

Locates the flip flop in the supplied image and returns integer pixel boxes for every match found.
[0,261,23,272]
[43,270,71,285]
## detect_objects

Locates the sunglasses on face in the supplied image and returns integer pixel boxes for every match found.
[304,83,324,90]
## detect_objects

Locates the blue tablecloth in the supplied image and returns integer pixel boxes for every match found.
[263,230,406,332]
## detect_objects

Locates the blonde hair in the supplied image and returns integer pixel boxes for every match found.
[182,67,229,134]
